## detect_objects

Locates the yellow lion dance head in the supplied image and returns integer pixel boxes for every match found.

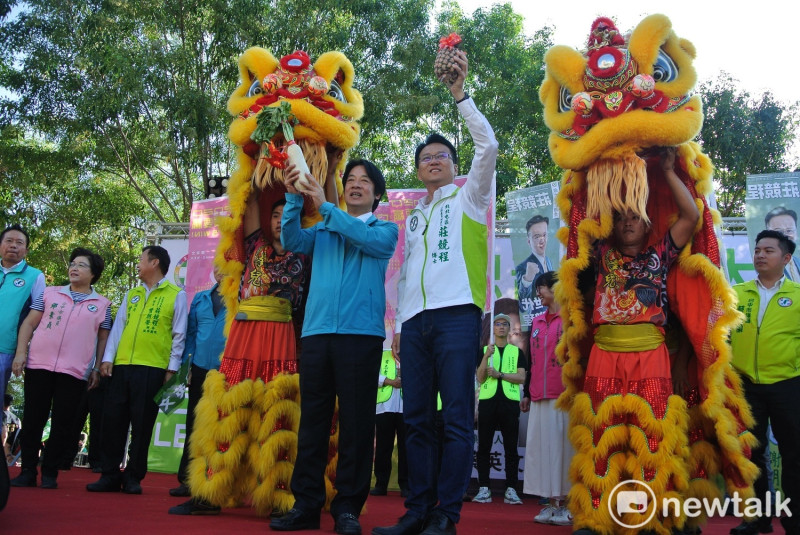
[540,14,758,511]
[216,47,363,327]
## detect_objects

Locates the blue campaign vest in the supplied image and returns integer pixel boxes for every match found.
[0,261,43,353]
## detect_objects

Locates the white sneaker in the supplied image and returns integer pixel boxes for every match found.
[472,486,492,503]
[504,487,523,505]
[550,506,573,525]
[534,505,558,524]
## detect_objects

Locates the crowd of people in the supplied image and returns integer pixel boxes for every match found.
[2,46,799,535]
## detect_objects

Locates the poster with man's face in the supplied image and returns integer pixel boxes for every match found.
[506,182,562,331]
[745,173,800,281]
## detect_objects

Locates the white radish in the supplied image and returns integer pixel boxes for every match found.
[286,142,313,192]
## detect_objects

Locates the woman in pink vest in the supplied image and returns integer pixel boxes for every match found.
[9,247,112,490]
[521,271,575,526]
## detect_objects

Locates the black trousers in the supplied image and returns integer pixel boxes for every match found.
[176,364,210,485]
[290,334,383,517]
[100,365,165,483]
[373,411,407,490]
[86,377,109,468]
[743,375,800,532]
[19,368,87,478]
[476,394,520,489]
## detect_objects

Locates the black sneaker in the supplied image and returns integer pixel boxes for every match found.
[10,471,37,487]
[169,498,221,516]
[40,475,58,489]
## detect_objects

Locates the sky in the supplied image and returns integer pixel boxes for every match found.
[445,0,799,106]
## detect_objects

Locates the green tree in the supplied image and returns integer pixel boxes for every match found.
[698,74,799,216]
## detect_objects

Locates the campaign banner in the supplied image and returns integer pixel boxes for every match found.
[160,238,189,290]
[505,182,563,330]
[745,173,800,281]
[147,400,188,473]
[185,197,230,303]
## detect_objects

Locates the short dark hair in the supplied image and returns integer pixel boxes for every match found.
[764,206,797,226]
[3,394,11,407]
[271,198,287,212]
[755,229,796,256]
[143,245,171,276]
[343,159,386,212]
[414,133,458,169]
[70,247,106,285]
[535,270,558,290]
[526,215,549,233]
[1,224,30,248]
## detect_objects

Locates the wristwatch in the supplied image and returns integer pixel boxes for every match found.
[499,372,505,380]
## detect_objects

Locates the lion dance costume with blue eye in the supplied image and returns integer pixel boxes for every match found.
[187,47,363,515]
[539,15,758,534]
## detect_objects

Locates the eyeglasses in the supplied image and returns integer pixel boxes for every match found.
[493,321,510,327]
[769,227,796,238]
[69,261,90,269]
[419,152,452,165]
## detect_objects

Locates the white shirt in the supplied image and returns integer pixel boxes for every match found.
[755,275,785,326]
[102,277,188,371]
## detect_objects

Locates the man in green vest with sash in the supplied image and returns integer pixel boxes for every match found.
[87,245,187,495]
[0,225,45,398]
[371,349,407,498]
[473,313,525,506]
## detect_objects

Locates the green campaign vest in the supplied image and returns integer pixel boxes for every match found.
[479,344,521,401]
[116,281,180,368]
[376,350,398,404]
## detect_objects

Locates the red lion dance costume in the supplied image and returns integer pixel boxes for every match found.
[187,47,364,515]
[539,15,758,535]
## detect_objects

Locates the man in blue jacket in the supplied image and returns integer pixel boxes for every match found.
[270,158,398,535]
[168,268,227,504]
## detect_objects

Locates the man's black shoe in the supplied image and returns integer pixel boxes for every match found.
[730,519,773,535]
[122,479,142,495]
[421,511,456,535]
[335,513,362,535]
[269,508,321,531]
[372,513,426,535]
[10,471,36,487]
[370,486,388,496]
[86,475,122,492]
[169,498,221,515]
[40,475,58,489]
[169,484,191,497]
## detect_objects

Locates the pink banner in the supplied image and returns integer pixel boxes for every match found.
[185,198,230,304]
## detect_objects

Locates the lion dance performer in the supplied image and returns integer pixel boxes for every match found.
[539,15,758,535]
[178,47,364,517]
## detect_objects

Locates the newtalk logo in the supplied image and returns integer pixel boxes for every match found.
[608,480,792,529]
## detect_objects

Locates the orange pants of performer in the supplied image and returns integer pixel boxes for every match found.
[219,319,297,385]
[569,342,690,535]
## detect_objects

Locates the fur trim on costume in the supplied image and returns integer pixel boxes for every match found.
[542,14,758,534]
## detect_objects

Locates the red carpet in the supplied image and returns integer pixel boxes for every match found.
[3,466,743,534]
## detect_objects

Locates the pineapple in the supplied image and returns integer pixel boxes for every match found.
[434,33,462,85]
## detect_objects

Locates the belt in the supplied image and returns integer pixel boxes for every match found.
[594,323,664,352]
[234,296,292,323]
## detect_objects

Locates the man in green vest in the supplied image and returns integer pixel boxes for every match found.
[87,245,187,495]
[0,224,45,398]
[371,349,407,498]
[473,313,526,506]
[729,230,800,535]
